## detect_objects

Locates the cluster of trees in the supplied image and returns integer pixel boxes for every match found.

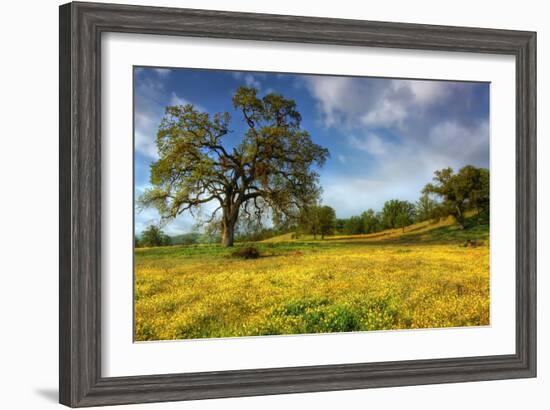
[135,225,171,248]
[297,165,489,238]
[297,205,337,239]
[423,165,489,229]
[331,196,437,236]
[300,199,417,238]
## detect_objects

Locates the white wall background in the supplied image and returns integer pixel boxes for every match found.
[0,0,546,409]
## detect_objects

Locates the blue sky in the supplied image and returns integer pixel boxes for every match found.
[134,66,489,235]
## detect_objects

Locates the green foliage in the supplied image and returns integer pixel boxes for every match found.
[271,299,364,333]
[423,166,490,228]
[139,225,171,247]
[415,193,441,222]
[299,205,336,239]
[337,209,383,235]
[170,232,220,245]
[361,209,383,234]
[334,218,346,233]
[139,87,328,247]
[381,199,415,230]
[343,216,364,235]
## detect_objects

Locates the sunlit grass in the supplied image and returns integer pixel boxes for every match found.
[134,219,489,341]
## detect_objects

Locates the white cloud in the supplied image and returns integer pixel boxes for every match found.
[322,117,490,216]
[401,80,450,106]
[232,72,261,89]
[303,76,459,131]
[350,133,389,156]
[169,91,189,107]
[321,176,384,216]
[303,76,355,127]
[152,68,171,77]
[134,131,158,159]
[428,119,490,165]
[135,185,222,235]
[303,75,489,171]
[134,78,202,159]
[321,175,422,216]
[360,98,408,128]
[169,91,205,112]
[135,205,197,236]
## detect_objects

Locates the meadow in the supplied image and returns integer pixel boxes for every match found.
[134,217,490,341]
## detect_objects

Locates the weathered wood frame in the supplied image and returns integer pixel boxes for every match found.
[59,2,536,407]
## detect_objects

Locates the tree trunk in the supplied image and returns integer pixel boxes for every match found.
[222,223,235,247]
[455,204,465,230]
[221,206,239,247]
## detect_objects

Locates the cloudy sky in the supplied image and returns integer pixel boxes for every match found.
[134,67,489,235]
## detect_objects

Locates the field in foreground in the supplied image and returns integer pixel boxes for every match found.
[134,218,490,341]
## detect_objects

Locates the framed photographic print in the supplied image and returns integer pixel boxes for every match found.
[59,1,536,407]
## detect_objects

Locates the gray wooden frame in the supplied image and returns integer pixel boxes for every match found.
[59,1,536,407]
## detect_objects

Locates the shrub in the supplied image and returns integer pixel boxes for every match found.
[231,246,261,259]
[463,239,483,248]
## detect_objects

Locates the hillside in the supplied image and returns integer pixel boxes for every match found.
[261,215,488,246]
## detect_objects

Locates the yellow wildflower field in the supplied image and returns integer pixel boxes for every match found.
[134,220,489,341]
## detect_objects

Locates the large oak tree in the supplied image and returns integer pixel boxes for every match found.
[139,87,329,246]
[422,165,489,229]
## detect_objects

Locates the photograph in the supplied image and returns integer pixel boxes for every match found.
[133,66,491,342]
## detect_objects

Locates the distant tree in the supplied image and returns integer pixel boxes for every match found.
[343,216,364,235]
[140,224,171,247]
[177,233,200,245]
[334,218,346,234]
[415,193,440,222]
[298,206,318,238]
[396,212,411,232]
[470,167,490,222]
[423,165,489,229]
[300,205,336,239]
[381,199,400,229]
[317,206,336,239]
[134,235,141,248]
[138,87,329,247]
[381,199,415,230]
[361,209,382,233]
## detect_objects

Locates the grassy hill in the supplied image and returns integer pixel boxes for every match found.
[262,215,487,246]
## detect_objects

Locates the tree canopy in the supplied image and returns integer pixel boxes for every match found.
[139,87,329,246]
[299,205,336,239]
[414,193,440,223]
[381,199,416,230]
[138,225,171,248]
[423,165,489,228]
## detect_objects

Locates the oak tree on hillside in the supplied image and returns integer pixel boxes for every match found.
[422,165,489,229]
[139,87,329,247]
